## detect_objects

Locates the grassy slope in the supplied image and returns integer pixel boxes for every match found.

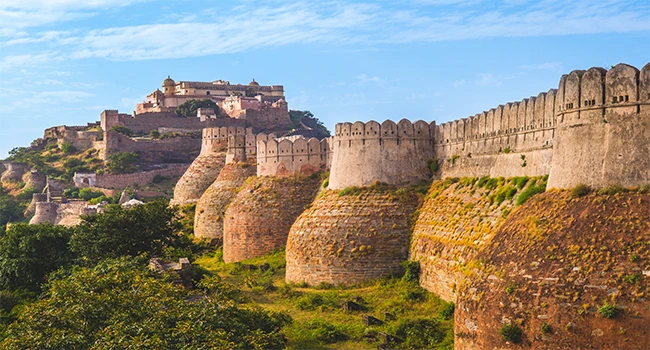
[196,249,454,349]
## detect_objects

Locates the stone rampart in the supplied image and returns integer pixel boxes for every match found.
[328,119,435,189]
[74,165,189,190]
[193,161,256,243]
[257,137,331,177]
[102,131,201,163]
[29,200,90,226]
[547,63,650,188]
[101,110,247,134]
[285,187,422,286]
[222,175,322,262]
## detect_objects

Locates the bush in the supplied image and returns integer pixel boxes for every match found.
[149,130,161,139]
[597,302,617,318]
[16,187,37,201]
[393,318,447,348]
[499,323,523,343]
[570,184,591,198]
[516,183,546,206]
[106,152,139,174]
[439,302,455,320]
[60,142,76,154]
[303,319,347,344]
[428,159,440,173]
[175,99,219,118]
[598,185,627,195]
[295,294,325,310]
[109,126,133,136]
[401,260,421,283]
[321,179,329,188]
[541,322,552,334]
[399,288,426,302]
[62,187,80,198]
[78,188,103,201]
[152,174,168,184]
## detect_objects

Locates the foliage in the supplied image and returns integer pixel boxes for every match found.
[597,185,627,195]
[0,194,23,230]
[0,223,75,292]
[597,302,618,318]
[106,151,139,174]
[401,260,421,283]
[570,184,591,198]
[109,126,132,136]
[70,199,181,263]
[175,99,220,118]
[149,130,161,139]
[152,174,168,183]
[301,319,348,344]
[62,187,80,198]
[428,159,440,173]
[59,142,76,155]
[516,181,547,206]
[499,323,523,343]
[15,187,36,201]
[438,302,455,320]
[391,318,450,349]
[1,258,290,349]
[287,110,331,138]
[541,322,552,334]
[78,187,104,201]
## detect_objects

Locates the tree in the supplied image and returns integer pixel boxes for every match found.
[70,199,179,263]
[174,99,219,118]
[0,223,75,292]
[0,194,23,229]
[106,151,139,174]
[1,258,290,349]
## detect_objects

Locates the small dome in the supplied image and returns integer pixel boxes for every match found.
[248,79,259,86]
[163,75,175,86]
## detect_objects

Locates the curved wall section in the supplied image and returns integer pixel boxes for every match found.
[328,119,434,189]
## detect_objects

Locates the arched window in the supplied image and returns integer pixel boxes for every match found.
[206,91,210,95]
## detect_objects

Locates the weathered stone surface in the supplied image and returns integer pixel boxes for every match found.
[170,152,226,206]
[455,191,650,350]
[286,187,421,286]
[193,162,256,242]
[223,175,322,262]
[410,178,520,301]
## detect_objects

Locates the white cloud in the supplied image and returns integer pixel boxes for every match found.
[356,73,383,85]
[1,1,648,62]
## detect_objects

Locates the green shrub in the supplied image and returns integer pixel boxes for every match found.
[393,318,447,349]
[597,302,617,318]
[78,188,103,201]
[60,142,76,154]
[322,179,329,188]
[107,152,139,174]
[149,130,161,139]
[516,184,546,206]
[503,147,511,154]
[597,185,627,195]
[637,184,650,194]
[62,187,80,198]
[399,288,426,302]
[499,323,523,343]
[541,322,552,334]
[16,187,37,201]
[476,176,490,188]
[570,184,591,198]
[401,260,420,283]
[152,175,168,184]
[303,319,348,344]
[623,273,640,284]
[428,159,440,173]
[295,294,325,310]
[110,126,133,136]
[439,302,455,320]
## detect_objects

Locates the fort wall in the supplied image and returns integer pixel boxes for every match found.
[73,165,188,190]
[29,200,90,226]
[222,175,322,262]
[257,137,331,177]
[328,119,435,189]
[100,110,247,134]
[102,131,201,163]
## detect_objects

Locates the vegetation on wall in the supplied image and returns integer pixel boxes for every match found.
[175,99,221,118]
[106,151,139,174]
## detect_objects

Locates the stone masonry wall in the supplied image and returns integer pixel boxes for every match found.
[285,187,421,286]
[193,161,256,243]
[328,119,435,189]
[74,165,189,190]
[222,175,322,263]
[257,137,331,177]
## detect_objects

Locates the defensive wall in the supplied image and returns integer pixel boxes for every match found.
[257,137,331,177]
[73,164,188,190]
[29,199,95,226]
[101,110,246,134]
[328,119,435,189]
[99,131,201,163]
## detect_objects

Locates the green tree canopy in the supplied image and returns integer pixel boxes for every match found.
[174,99,220,118]
[70,199,179,263]
[0,223,75,292]
[1,258,291,349]
[106,151,139,174]
[0,192,23,230]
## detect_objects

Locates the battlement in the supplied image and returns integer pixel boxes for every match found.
[257,137,331,177]
[334,119,435,141]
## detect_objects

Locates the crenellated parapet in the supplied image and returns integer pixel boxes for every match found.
[201,126,252,154]
[329,119,434,189]
[257,137,331,177]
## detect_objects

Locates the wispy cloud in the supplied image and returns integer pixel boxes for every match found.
[1,1,648,63]
[356,73,383,85]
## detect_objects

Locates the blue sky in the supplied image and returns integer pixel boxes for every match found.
[0,0,649,157]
